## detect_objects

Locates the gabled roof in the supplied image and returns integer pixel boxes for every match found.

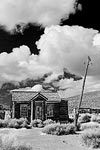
[11,90,61,102]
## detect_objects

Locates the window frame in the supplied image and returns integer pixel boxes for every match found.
[47,104,54,117]
[20,104,28,118]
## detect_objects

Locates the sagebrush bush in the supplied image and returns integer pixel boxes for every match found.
[8,119,20,128]
[17,118,28,125]
[78,113,91,123]
[0,118,29,129]
[0,133,32,150]
[42,123,75,135]
[80,122,100,131]
[0,119,9,128]
[43,119,55,126]
[82,128,100,148]
[31,119,43,127]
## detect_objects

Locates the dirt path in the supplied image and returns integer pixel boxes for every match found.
[0,128,93,150]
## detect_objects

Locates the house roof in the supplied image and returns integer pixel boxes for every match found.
[11,90,61,102]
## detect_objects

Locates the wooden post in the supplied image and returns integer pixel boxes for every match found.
[75,56,91,130]
[31,100,33,123]
[12,102,15,118]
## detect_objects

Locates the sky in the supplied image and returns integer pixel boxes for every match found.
[0,0,100,97]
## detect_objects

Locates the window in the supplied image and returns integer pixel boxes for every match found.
[47,104,54,117]
[20,104,28,118]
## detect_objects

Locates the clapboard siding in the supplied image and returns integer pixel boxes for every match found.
[59,100,68,120]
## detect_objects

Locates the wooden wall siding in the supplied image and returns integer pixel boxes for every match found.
[15,103,20,119]
[53,103,60,121]
[12,102,15,118]
[59,100,68,121]
[28,102,31,122]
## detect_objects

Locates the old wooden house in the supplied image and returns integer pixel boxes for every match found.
[11,90,68,122]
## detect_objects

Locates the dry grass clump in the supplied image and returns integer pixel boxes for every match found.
[42,123,75,135]
[82,128,100,148]
[0,133,32,150]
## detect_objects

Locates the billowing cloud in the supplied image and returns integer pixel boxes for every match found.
[37,25,100,77]
[0,45,51,83]
[0,0,79,31]
[1,25,100,96]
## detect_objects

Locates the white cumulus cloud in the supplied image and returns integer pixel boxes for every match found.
[37,25,100,77]
[0,0,78,30]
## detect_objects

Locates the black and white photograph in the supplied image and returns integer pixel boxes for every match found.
[0,0,100,149]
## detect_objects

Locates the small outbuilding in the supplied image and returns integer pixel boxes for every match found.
[11,90,68,122]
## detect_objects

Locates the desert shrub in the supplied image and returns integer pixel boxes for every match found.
[0,133,32,150]
[81,128,100,148]
[21,121,32,129]
[31,119,43,127]
[0,118,29,129]
[0,119,5,128]
[17,118,27,125]
[37,123,44,128]
[43,119,55,126]
[80,122,100,131]
[42,123,75,135]
[14,118,29,128]
[0,119,9,128]
[8,119,20,128]
[78,113,91,123]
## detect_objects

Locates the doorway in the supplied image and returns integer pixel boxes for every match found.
[34,101,45,120]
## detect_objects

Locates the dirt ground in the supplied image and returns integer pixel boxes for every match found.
[0,128,93,150]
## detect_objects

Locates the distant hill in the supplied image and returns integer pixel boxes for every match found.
[67,90,100,114]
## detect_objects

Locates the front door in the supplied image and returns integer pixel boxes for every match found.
[35,101,45,120]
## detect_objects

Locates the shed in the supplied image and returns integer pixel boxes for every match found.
[11,90,68,122]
